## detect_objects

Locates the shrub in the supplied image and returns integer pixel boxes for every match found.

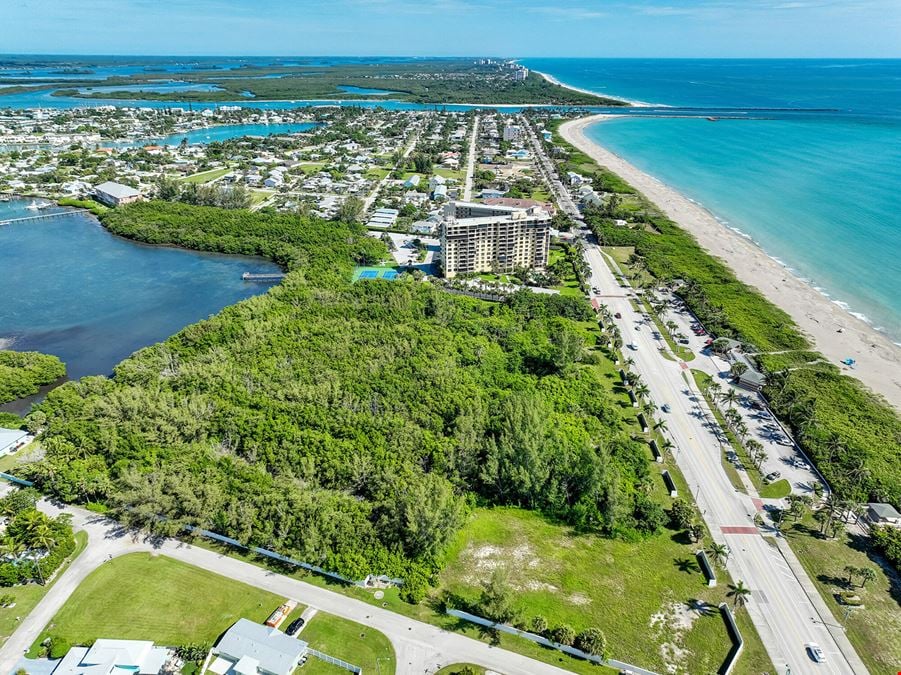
[530,615,548,635]
[0,563,23,587]
[575,627,608,657]
[49,636,71,659]
[548,624,575,646]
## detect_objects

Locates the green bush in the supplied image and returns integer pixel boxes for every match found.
[48,636,71,659]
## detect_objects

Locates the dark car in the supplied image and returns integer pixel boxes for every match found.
[765,471,782,483]
[286,617,306,636]
[614,312,622,319]
[661,403,671,413]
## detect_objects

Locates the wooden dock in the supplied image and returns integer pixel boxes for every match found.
[0,209,88,226]
[241,272,286,282]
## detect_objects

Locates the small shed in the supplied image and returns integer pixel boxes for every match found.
[867,503,901,527]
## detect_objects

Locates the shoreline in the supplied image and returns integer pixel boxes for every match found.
[531,69,655,108]
[560,114,901,410]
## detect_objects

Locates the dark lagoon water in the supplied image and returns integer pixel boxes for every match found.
[0,200,281,408]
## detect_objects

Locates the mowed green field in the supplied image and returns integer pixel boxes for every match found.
[31,554,284,649]
[298,613,396,675]
[439,507,772,675]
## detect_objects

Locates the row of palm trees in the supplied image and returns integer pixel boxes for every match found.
[704,542,753,609]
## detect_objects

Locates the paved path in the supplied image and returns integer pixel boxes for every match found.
[0,502,574,675]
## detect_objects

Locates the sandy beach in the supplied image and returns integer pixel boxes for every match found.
[532,69,652,107]
[560,114,901,410]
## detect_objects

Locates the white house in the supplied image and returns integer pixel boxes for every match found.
[566,171,586,187]
[54,639,171,675]
[428,175,446,192]
[404,174,421,189]
[209,619,308,675]
[0,427,29,456]
[94,181,142,207]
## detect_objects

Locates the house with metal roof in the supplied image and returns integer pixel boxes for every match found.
[209,619,308,675]
[866,502,901,527]
[53,639,171,675]
[94,181,142,207]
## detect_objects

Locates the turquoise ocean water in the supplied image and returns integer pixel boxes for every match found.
[524,59,901,342]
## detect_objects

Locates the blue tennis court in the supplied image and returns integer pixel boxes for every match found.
[359,270,379,279]
[382,270,398,279]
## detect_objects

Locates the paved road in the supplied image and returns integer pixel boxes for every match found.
[583,247,865,675]
[363,124,422,212]
[462,115,479,201]
[656,295,827,496]
[0,501,575,675]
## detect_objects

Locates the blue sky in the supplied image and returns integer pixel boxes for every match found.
[2,0,899,57]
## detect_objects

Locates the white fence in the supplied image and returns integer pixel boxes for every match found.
[445,608,660,675]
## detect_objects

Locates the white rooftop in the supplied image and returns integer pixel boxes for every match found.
[0,427,28,455]
[216,619,307,675]
[94,181,141,199]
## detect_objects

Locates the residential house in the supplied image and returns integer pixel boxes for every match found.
[208,619,308,675]
[54,639,171,675]
[94,181,142,207]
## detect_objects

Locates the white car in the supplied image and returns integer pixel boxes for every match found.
[806,643,826,663]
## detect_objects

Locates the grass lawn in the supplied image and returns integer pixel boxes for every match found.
[0,531,87,650]
[30,553,285,652]
[759,479,791,499]
[250,189,272,206]
[785,515,901,675]
[433,168,465,182]
[692,370,766,494]
[438,507,772,675]
[180,167,230,184]
[0,441,41,474]
[435,665,486,675]
[298,612,395,675]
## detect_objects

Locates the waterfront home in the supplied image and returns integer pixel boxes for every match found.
[94,181,142,207]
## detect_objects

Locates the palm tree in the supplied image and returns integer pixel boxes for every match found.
[655,419,668,434]
[825,431,844,463]
[708,542,730,567]
[666,320,678,335]
[728,581,752,609]
[660,437,675,462]
[634,383,650,400]
[859,567,877,588]
[0,538,25,562]
[643,401,657,416]
[844,565,858,585]
[721,388,739,409]
[708,381,722,400]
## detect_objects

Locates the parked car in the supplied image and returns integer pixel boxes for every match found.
[765,471,782,483]
[661,403,671,413]
[678,338,690,345]
[805,643,826,663]
[793,459,810,470]
[614,312,622,319]
[286,617,306,636]
[628,343,638,351]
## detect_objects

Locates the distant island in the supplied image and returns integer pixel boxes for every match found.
[0,59,627,106]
